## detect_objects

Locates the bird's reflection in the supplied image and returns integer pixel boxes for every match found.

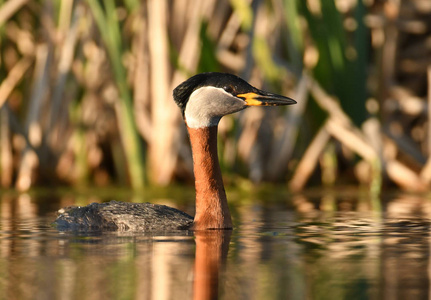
[193,230,232,300]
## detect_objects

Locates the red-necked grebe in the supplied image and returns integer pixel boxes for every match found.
[54,72,296,231]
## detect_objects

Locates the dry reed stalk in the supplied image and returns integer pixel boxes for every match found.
[15,45,49,191]
[25,45,49,141]
[289,124,331,191]
[71,127,89,185]
[217,9,241,50]
[216,9,244,71]
[325,117,383,191]
[58,0,74,38]
[292,76,382,190]
[308,74,378,161]
[420,66,431,183]
[4,21,34,56]
[320,143,338,187]
[0,56,32,108]
[325,118,376,161]
[170,0,215,180]
[237,108,263,163]
[170,0,214,85]
[362,117,383,191]
[383,123,426,165]
[15,149,38,191]
[170,0,210,82]
[170,0,213,87]
[87,0,146,189]
[378,0,400,119]
[149,0,208,185]
[241,0,259,79]
[48,6,81,149]
[171,0,188,46]
[266,74,308,180]
[0,107,12,187]
[147,0,174,185]
[207,0,230,39]
[0,0,28,26]
[387,159,427,191]
[133,11,152,143]
[307,74,351,127]
[306,71,426,191]
[384,89,426,166]
[363,119,383,154]
[171,0,209,78]
[388,86,425,116]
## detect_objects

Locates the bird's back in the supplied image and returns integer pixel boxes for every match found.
[54,201,193,231]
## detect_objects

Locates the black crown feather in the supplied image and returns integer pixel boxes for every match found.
[173,72,256,115]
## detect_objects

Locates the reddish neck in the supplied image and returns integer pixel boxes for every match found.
[187,126,232,230]
[193,230,231,299]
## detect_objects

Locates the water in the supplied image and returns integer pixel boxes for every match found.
[1,189,431,299]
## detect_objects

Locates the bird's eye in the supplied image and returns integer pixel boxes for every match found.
[223,85,234,93]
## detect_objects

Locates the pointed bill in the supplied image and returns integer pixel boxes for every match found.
[237,90,297,106]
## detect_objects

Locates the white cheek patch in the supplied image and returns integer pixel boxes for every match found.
[184,86,246,129]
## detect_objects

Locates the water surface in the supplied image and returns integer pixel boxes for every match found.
[0,189,430,299]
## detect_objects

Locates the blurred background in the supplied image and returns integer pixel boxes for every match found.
[0,0,430,193]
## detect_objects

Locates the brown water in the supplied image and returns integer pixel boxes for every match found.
[0,189,430,299]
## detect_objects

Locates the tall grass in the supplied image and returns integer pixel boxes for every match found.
[87,0,145,189]
[0,0,430,193]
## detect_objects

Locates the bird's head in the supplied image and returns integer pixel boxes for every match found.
[173,72,296,128]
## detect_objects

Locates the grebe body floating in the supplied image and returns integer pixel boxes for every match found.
[54,73,296,231]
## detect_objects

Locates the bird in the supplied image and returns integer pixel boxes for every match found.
[54,72,296,231]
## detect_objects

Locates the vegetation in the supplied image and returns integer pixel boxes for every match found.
[0,0,430,194]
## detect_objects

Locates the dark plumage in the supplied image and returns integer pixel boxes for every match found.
[173,72,257,115]
[54,201,193,231]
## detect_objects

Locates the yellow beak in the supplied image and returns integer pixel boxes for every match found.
[237,91,296,106]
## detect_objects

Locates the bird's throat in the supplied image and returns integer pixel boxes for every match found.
[188,126,233,230]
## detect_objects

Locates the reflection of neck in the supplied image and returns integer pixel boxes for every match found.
[188,126,232,230]
[193,230,232,300]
